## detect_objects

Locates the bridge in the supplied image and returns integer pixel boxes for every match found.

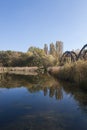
[60,44,87,64]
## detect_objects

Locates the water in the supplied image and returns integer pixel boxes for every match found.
[0,73,87,130]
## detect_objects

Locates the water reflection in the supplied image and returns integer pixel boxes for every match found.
[0,73,63,100]
[60,81,87,114]
[0,73,87,130]
[0,73,87,103]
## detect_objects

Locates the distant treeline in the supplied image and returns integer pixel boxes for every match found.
[0,48,56,67]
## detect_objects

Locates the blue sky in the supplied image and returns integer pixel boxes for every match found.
[0,0,87,52]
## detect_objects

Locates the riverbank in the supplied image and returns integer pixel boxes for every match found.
[48,61,87,90]
[0,67,38,75]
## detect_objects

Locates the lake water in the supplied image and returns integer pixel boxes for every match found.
[0,73,87,130]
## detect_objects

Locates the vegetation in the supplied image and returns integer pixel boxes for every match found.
[0,48,57,71]
[0,41,64,70]
[50,60,87,89]
[0,43,87,90]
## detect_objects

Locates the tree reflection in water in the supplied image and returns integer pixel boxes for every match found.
[58,80,87,114]
[0,73,87,130]
[0,73,63,100]
[0,72,87,111]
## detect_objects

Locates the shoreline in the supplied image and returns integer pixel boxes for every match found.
[47,61,87,90]
[0,67,38,75]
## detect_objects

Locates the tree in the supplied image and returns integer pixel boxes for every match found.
[44,44,48,54]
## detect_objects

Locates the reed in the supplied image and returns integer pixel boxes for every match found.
[50,60,87,89]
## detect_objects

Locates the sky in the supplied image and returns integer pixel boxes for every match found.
[0,0,87,52]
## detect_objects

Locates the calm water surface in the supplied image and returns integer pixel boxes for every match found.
[0,73,87,130]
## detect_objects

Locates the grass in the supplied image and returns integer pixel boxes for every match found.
[49,60,87,90]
